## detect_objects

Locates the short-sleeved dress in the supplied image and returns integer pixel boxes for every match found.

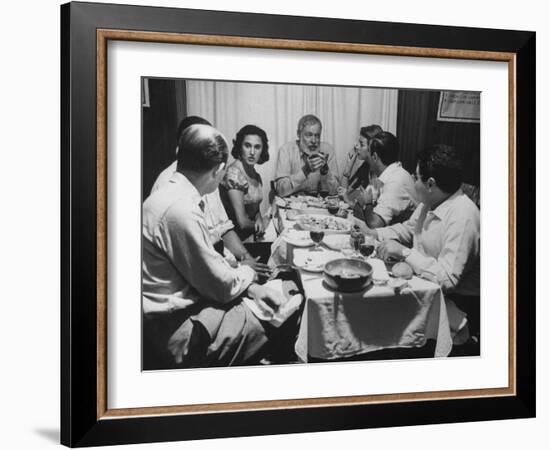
[219,160,264,240]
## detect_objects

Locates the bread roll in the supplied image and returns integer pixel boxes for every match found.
[392,262,413,280]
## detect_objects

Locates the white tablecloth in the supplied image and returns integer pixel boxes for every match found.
[269,206,454,361]
[294,267,453,361]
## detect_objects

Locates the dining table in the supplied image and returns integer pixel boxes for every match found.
[267,195,460,362]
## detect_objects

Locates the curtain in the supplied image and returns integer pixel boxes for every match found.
[186,80,398,213]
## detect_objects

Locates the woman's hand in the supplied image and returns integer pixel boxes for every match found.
[337,186,353,205]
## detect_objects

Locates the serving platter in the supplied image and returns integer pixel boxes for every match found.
[295,214,352,234]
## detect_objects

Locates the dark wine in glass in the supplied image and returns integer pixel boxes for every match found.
[326,197,340,215]
[310,228,325,250]
[359,242,375,257]
[350,228,364,252]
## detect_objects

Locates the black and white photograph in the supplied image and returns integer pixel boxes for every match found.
[141,78,481,370]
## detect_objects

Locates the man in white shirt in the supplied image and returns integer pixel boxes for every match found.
[151,116,270,277]
[142,124,287,369]
[353,131,417,228]
[370,144,480,337]
[274,114,339,197]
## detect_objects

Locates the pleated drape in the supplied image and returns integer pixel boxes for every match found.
[186,80,398,213]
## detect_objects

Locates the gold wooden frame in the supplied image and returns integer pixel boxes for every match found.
[96,29,516,420]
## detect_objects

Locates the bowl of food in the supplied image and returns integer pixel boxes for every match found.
[323,258,373,292]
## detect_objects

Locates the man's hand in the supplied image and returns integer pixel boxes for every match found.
[353,220,378,239]
[254,215,266,236]
[241,255,272,279]
[306,153,326,173]
[246,283,286,318]
[377,240,407,263]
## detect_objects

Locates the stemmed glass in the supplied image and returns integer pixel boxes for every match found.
[326,196,340,215]
[349,226,365,258]
[309,226,325,251]
[359,235,376,259]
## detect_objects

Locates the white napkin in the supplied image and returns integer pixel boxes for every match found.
[368,258,390,283]
[243,279,304,328]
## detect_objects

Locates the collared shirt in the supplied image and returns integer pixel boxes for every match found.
[274,140,339,197]
[151,160,233,243]
[373,162,418,225]
[142,172,256,315]
[377,189,480,296]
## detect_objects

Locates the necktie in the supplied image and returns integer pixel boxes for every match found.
[198,200,205,212]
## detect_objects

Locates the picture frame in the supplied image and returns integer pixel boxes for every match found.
[60,1,535,447]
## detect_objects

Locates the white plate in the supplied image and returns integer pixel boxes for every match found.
[282,230,314,247]
[293,249,341,272]
[288,201,308,210]
[288,195,327,209]
[323,234,352,251]
[294,213,352,233]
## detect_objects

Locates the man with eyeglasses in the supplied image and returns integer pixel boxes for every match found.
[365,144,480,340]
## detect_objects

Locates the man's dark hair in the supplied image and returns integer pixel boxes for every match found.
[175,115,211,144]
[231,124,270,164]
[176,125,228,172]
[360,124,383,140]
[369,131,399,166]
[417,144,463,194]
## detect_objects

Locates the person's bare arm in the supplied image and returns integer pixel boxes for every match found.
[227,189,255,233]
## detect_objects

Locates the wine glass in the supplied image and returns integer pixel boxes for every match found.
[326,196,340,215]
[309,226,325,251]
[359,235,375,259]
[349,226,365,258]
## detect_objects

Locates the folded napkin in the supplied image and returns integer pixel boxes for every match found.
[243,279,304,328]
[368,258,390,283]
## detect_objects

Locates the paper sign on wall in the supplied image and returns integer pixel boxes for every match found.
[437,90,480,123]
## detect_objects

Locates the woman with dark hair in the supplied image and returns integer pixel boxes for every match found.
[340,124,383,191]
[220,124,270,240]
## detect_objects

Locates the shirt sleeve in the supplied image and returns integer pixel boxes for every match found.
[221,166,249,193]
[373,177,412,225]
[158,206,255,304]
[274,142,307,197]
[404,214,480,293]
[207,190,234,237]
[376,203,423,246]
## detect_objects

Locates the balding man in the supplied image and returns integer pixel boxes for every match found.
[142,125,287,369]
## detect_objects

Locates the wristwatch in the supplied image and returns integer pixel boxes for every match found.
[401,248,412,260]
